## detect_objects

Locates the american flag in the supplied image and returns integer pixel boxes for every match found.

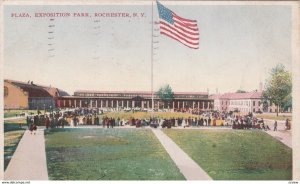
[156,1,199,49]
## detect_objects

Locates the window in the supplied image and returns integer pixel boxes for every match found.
[253,101,255,106]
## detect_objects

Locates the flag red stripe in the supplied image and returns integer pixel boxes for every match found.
[161,32,199,49]
[174,18,198,27]
[173,16,198,27]
[160,25,199,41]
[172,13,197,23]
[160,21,199,37]
[160,29,199,45]
[174,19,199,31]
[174,24,199,36]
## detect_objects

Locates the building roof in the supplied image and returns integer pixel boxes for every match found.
[5,79,69,97]
[209,94,223,100]
[74,90,208,95]
[7,80,52,98]
[211,91,262,100]
[57,89,69,96]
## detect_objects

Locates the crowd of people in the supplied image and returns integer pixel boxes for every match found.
[26,113,68,130]
[150,117,215,128]
[23,108,291,132]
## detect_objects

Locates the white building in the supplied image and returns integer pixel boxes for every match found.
[210,91,277,113]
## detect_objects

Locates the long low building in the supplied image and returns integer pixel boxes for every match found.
[56,90,214,110]
[4,79,214,110]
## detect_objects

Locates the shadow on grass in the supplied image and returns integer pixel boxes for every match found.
[4,123,27,133]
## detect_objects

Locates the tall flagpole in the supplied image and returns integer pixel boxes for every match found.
[151,0,154,115]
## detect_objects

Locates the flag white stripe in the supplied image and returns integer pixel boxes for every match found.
[173,16,198,27]
[159,18,199,48]
[157,3,200,49]
[172,13,197,23]
[161,30,199,49]
[174,19,198,31]
[160,28,199,45]
[160,20,199,39]
[160,19,199,35]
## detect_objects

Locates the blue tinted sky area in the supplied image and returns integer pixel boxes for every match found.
[4,4,291,94]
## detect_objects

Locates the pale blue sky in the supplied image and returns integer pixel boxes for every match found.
[4,4,292,95]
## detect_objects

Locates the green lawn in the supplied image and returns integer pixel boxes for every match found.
[100,111,199,120]
[4,120,27,132]
[4,130,25,170]
[163,129,292,180]
[45,128,185,180]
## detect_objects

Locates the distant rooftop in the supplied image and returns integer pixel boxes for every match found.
[210,91,262,100]
[74,90,208,95]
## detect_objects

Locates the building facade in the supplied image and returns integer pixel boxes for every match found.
[210,91,277,113]
[56,90,214,110]
[4,79,69,110]
[4,81,29,109]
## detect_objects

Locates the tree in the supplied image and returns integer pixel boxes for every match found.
[263,64,292,116]
[261,92,270,112]
[156,84,174,109]
[282,93,292,112]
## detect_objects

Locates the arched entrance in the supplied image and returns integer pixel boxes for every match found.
[132,96,144,108]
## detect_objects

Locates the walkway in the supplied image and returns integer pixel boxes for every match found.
[5,129,49,180]
[264,119,287,131]
[261,119,292,148]
[265,130,292,148]
[151,128,212,180]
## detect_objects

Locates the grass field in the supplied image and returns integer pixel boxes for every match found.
[4,120,27,132]
[4,130,25,170]
[163,129,292,180]
[4,120,27,170]
[45,128,185,180]
[100,111,199,120]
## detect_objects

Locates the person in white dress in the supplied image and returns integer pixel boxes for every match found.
[182,118,187,128]
[175,118,178,127]
[70,117,74,127]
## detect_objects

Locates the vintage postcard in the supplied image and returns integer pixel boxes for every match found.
[1,0,299,182]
